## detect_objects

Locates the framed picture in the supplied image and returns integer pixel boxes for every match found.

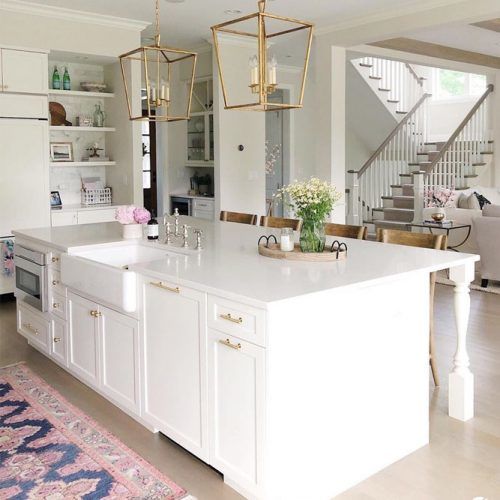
[50,142,73,162]
[50,191,62,208]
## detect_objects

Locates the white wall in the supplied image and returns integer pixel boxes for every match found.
[213,42,266,217]
[0,9,142,57]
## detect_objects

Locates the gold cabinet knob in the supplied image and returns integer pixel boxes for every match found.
[90,310,102,317]
[53,337,61,343]
[52,280,59,286]
[53,303,60,309]
[52,256,59,263]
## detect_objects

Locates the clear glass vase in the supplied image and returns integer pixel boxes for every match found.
[299,218,326,253]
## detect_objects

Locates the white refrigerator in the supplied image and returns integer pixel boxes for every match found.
[0,117,50,294]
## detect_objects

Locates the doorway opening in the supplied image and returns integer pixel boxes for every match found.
[265,88,291,217]
[142,111,158,216]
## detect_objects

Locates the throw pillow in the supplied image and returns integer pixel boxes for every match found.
[474,192,491,209]
[457,193,481,210]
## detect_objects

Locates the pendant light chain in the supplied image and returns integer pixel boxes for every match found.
[155,0,161,45]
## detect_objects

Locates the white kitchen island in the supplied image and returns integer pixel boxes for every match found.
[13,219,479,500]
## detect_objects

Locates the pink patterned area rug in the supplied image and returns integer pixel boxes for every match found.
[0,362,189,499]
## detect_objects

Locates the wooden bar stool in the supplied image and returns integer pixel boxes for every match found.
[220,211,258,225]
[324,222,367,240]
[260,216,301,231]
[376,228,446,386]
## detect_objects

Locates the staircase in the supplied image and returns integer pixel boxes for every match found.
[347,56,495,235]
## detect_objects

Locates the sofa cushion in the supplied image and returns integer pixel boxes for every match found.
[483,204,500,218]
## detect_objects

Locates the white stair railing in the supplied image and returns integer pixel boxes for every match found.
[425,84,494,194]
[348,93,431,225]
[359,57,425,113]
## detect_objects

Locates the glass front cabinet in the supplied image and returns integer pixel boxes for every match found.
[187,78,214,167]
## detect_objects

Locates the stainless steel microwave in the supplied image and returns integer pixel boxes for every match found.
[14,245,48,312]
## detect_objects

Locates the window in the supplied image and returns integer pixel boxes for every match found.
[142,120,151,189]
[433,69,487,100]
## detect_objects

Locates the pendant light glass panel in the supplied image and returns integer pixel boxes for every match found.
[212,3,314,111]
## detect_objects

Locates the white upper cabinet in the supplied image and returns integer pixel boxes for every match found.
[142,279,209,461]
[1,49,48,95]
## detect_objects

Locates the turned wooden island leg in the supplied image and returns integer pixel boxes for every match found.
[448,263,475,421]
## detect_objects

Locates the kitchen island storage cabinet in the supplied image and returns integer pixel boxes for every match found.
[141,279,209,461]
[208,329,265,498]
[67,291,139,413]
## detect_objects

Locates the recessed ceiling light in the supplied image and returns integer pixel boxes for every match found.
[224,9,242,14]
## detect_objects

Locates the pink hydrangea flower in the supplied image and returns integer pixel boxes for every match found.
[115,206,136,225]
[133,207,151,224]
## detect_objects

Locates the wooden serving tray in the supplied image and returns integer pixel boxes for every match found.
[258,243,347,261]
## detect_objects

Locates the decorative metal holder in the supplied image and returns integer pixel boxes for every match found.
[258,235,278,248]
[330,240,348,260]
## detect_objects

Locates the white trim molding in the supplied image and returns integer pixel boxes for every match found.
[0,0,150,31]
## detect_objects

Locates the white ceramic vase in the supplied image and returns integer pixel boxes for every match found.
[122,223,143,239]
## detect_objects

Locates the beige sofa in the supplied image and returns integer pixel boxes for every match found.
[472,204,500,287]
[423,186,500,253]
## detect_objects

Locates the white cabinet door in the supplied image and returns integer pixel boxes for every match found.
[0,119,49,236]
[142,279,208,460]
[77,208,118,225]
[208,330,265,496]
[67,292,99,387]
[1,49,48,94]
[99,305,139,413]
[51,211,78,227]
[50,315,67,367]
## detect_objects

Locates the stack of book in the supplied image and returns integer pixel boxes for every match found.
[424,219,453,227]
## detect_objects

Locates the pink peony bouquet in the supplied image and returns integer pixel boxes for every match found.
[425,187,456,208]
[115,205,151,225]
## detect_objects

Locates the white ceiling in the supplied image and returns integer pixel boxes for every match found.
[406,23,500,58]
[21,0,451,47]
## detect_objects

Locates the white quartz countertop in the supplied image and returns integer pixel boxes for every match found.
[14,218,479,306]
[51,203,124,213]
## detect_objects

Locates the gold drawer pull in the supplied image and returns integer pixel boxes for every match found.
[219,338,242,350]
[22,322,39,335]
[150,282,180,294]
[52,256,60,263]
[53,337,61,343]
[220,313,243,324]
[52,280,59,286]
[90,310,102,317]
[53,302,60,309]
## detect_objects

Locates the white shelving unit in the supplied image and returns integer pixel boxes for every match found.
[49,89,115,99]
[50,161,116,168]
[50,126,116,132]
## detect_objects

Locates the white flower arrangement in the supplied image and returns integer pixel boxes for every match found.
[275,178,341,222]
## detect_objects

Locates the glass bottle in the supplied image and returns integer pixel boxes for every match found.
[93,104,105,127]
[52,66,60,90]
[63,67,71,91]
[147,210,159,241]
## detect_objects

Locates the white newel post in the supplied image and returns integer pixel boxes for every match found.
[412,171,425,224]
[448,262,475,421]
[347,170,359,225]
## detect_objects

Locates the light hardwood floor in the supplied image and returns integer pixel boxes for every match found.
[1,285,499,500]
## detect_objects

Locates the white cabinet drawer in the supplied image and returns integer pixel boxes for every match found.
[49,269,66,296]
[51,291,67,320]
[207,295,265,347]
[17,303,49,352]
[77,208,117,225]
[0,94,48,119]
[51,210,78,227]
[193,198,214,210]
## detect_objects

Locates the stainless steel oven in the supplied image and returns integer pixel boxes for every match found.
[14,245,48,312]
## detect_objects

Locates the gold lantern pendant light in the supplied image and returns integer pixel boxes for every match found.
[119,0,197,122]
[211,0,314,111]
